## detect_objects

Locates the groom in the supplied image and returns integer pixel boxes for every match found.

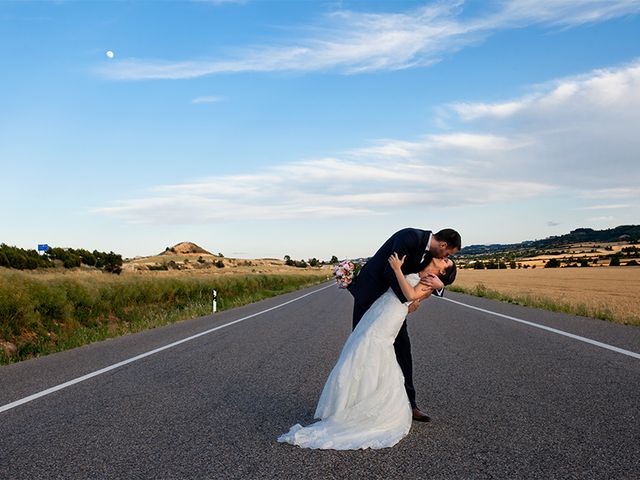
[347,228,461,422]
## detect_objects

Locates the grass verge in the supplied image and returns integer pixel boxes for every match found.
[0,270,330,365]
[448,283,639,326]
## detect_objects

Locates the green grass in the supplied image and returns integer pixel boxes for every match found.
[448,283,637,325]
[0,270,330,364]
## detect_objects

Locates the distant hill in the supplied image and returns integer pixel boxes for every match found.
[160,242,212,256]
[460,225,640,256]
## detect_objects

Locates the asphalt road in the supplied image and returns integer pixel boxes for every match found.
[1,282,639,479]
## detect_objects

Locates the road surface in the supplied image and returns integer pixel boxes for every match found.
[1,282,639,479]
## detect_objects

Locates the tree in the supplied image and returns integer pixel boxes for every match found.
[609,257,620,266]
[63,255,81,269]
[308,258,319,267]
[215,260,225,268]
[545,258,561,268]
[0,251,9,267]
[77,249,96,267]
[103,252,123,274]
[330,255,339,264]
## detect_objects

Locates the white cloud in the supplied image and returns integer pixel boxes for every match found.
[487,0,640,27]
[96,60,640,225]
[579,204,630,210]
[95,1,640,80]
[445,60,640,189]
[450,61,640,122]
[95,154,553,224]
[191,95,224,104]
[580,188,640,200]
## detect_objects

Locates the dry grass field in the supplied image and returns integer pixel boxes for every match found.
[452,267,640,325]
[124,256,332,277]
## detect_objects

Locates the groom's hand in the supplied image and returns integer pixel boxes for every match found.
[408,299,421,314]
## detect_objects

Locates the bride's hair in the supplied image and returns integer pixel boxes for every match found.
[438,259,457,286]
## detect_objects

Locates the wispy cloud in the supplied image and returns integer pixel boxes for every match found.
[191,95,224,104]
[96,0,640,80]
[95,156,552,224]
[580,188,640,200]
[579,204,630,210]
[97,59,640,225]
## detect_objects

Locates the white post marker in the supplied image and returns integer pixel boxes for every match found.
[212,289,217,313]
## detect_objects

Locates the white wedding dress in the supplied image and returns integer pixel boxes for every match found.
[277,274,419,450]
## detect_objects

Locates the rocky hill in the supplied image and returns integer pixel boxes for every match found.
[159,242,212,256]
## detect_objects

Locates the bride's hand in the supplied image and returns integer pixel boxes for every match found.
[388,252,406,271]
[420,273,444,291]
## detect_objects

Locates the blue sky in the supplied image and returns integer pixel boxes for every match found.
[1,0,639,260]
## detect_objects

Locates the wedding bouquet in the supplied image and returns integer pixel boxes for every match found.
[334,260,361,289]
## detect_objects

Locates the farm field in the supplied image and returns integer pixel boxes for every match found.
[452,267,640,326]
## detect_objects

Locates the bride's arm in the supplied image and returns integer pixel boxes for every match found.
[388,253,431,302]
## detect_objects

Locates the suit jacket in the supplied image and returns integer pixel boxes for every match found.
[348,228,441,313]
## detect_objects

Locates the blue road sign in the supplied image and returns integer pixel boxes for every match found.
[38,244,49,252]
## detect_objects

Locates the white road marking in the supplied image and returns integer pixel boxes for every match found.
[439,296,640,360]
[0,283,335,414]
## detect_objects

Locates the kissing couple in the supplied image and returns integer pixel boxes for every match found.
[279,227,461,450]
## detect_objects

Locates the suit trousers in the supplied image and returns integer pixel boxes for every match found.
[352,301,417,408]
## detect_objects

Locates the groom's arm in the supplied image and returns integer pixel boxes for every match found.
[383,230,420,303]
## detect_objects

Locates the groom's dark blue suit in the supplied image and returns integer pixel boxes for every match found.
[347,228,441,408]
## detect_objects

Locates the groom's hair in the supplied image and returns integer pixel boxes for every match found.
[438,259,457,286]
[434,228,462,250]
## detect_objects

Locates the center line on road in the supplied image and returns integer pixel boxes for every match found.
[439,296,640,360]
[0,283,335,414]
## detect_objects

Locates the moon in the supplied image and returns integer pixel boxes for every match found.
[106,50,114,59]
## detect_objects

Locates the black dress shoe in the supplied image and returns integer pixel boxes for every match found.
[412,407,431,422]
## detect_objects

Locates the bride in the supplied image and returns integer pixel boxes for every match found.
[278,253,455,450]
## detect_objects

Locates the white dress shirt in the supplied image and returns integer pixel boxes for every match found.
[420,232,444,298]
[420,233,433,264]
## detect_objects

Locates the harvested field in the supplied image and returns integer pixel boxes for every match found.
[451,267,640,326]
